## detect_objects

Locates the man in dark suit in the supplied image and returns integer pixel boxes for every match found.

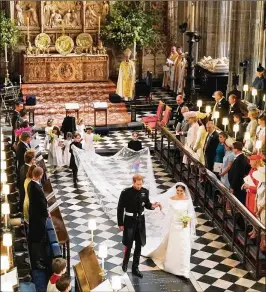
[175,106,189,144]
[128,132,142,151]
[28,167,48,270]
[19,150,36,212]
[228,142,251,205]
[211,91,229,129]
[230,113,245,143]
[16,131,32,173]
[203,121,219,171]
[11,101,24,144]
[228,94,243,132]
[173,95,185,128]
[69,133,83,187]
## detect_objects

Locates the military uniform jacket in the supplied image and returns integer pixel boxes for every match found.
[117,186,154,247]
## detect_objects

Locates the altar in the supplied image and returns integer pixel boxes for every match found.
[22,54,109,83]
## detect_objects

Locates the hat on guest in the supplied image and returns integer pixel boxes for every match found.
[197,112,207,120]
[183,111,197,119]
[224,137,233,148]
[249,154,265,161]
[247,104,258,111]
[253,166,266,182]
[257,64,265,73]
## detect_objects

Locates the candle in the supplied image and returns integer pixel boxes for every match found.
[4,43,7,62]
[252,88,257,104]
[233,124,239,139]
[19,75,22,84]
[88,219,96,247]
[205,106,211,115]
[213,111,219,125]
[27,17,29,41]
[133,40,136,60]
[98,16,101,35]
[197,100,202,112]
[222,117,229,131]
[243,84,249,92]
[191,2,195,32]
[255,140,262,153]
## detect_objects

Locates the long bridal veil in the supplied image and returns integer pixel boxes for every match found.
[72,146,197,244]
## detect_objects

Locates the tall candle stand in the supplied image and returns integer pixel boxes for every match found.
[4,61,12,87]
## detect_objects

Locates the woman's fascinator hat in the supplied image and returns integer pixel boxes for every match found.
[183,111,197,119]
[196,112,207,120]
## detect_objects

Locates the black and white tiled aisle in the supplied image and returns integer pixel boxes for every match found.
[45,131,265,292]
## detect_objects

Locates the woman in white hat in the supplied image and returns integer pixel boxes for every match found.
[253,166,266,250]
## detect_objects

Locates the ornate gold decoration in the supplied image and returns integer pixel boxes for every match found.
[76,33,93,49]
[55,35,74,55]
[35,33,51,50]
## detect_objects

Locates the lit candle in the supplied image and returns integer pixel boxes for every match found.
[98,16,101,36]
[88,219,96,247]
[197,100,202,112]
[19,75,22,84]
[222,117,229,132]
[255,140,262,153]
[27,17,30,41]
[98,243,108,273]
[191,2,195,32]
[205,106,211,115]
[251,88,257,104]
[213,111,219,125]
[243,84,248,100]
[2,203,10,228]
[233,124,239,139]
[4,43,7,62]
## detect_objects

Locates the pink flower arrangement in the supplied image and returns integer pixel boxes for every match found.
[14,126,33,137]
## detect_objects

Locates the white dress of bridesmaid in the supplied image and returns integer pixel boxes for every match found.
[142,182,197,279]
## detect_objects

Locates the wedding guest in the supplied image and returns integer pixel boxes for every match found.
[28,167,48,270]
[16,131,32,172]
[44,118,54,151]
[63,132,72,166]
[128,132,142,151]
[175,106,189,144]
[242,154,264,216]
[76,118,85,140]
[173,94,185,128]
[83,126,95,152]
[12,101,23,144]
[70,133,82,187]
[182,112,199,164]
[19,149,36,212]
[47,258,67,292]
[211,91,229,129]
[253,167,266,250]
[213,132,227,177]
[244,108,259,152]
[220,138,234,188]
[203,121,219,171]
[252,65,266,109]
[55,274,71,292]
[228,94,242,133]
[193,112,208,165]
[255,112,266,155]
[228,142,251,204]
[23,164,36,224]
[48,126,64,172]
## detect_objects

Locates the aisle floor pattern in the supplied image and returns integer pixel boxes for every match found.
[43,130,265,292]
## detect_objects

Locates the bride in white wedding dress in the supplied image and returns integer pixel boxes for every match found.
[142,182,197,279]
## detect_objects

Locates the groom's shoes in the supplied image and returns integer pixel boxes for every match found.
[122,261,128,273]
[132,267,143,278]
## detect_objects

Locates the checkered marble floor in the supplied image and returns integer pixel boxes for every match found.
[45,131,265,292]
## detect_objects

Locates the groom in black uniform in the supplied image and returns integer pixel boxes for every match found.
[117,174,162,278]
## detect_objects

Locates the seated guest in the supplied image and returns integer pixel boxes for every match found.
[176,106,189,144]
[28,167,48,270]
[128,132,142,151]
[173,94,185,129]
[228,142,251,204]
[70,133,83,187]
[231,113,245,143]
[19,149,36,212]
[47,258,67,292]
[193,112,208,165]
[211,91,229,129]
[255,112,266,155]
[220,138,234,188]
[213,132,227,177]
[11,101,24,144]
[23,164,36,224]
[16,131,32,173]
[228,94,242,133]
[55,274,71,292]
[242,154,264,217]
[252,65,265,109]
[253,166,266,250]
[244,107,259,152]
[203,121,219,171]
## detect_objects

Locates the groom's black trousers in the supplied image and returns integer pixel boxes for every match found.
[123,224,142,268]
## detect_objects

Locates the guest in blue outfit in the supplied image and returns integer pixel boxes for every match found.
[213,132,227,178]
[220,138,235,188]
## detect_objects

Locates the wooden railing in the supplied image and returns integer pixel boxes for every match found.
[154,126,266,279]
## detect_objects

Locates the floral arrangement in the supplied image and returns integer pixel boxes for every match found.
[93,134,101,142]
[14,126,32,137]
[179,215,191,228]
[0,11,20,49]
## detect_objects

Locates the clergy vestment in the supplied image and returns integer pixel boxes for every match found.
[116,60,136,100]
[173,55,186,94]
[162,52,179,89]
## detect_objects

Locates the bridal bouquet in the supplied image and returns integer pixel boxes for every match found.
[180,215,191,228]
[49,130,55,143]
